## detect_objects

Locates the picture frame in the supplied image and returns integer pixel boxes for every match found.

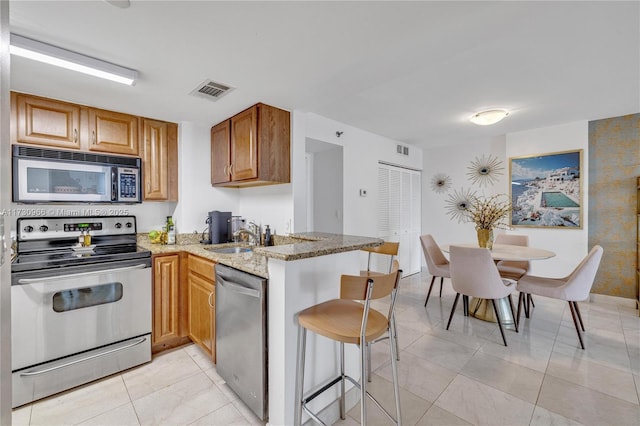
[509,149,582,228]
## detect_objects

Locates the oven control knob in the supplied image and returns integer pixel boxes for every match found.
[115,222,122,229]
[125,222,133,228]
[39,225,48,232]
[24,225,34,233]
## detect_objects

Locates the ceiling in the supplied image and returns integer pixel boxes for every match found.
[8,1,640,149]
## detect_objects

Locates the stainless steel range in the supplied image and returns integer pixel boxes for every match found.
[11,215,152,408]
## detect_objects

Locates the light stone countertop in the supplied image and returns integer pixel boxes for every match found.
[137,232,383,279]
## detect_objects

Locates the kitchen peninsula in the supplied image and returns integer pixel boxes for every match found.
[138,232,383,425]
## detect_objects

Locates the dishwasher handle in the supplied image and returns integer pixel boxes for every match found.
[217,275,261,299]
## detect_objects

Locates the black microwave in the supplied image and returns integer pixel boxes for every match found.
[12,145,142,203]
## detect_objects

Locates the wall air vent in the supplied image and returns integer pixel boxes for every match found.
[190,80,234,102]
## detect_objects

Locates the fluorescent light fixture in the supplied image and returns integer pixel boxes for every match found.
[10,33,138,85]
[469,109,509,126]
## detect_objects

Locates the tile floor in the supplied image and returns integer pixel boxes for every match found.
[11,272,640,425]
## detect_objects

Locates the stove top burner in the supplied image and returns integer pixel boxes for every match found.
[11,215,151,273]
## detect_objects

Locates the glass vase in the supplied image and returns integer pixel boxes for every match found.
[476,228,494,249]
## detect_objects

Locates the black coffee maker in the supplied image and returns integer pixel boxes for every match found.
[207,211,231,244]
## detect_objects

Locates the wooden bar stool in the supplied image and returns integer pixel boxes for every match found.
[294,261,403,426]
[360,241,400,382]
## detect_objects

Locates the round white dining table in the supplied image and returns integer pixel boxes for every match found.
[440,243,556,327]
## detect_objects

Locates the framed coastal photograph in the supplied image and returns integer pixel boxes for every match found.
[509,150,582,228]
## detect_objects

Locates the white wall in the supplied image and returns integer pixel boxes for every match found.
[300,113,423,236]
[422,121,588,278]
[506,121,588,277]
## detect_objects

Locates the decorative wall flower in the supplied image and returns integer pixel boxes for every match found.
[444,187,477,223]
[430,173,451,194]
[466,154,504,187]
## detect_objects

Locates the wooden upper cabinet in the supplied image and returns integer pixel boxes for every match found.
[210,103,290,188]
[87,108,139,155]
[230,106,259,181]
[211,120,231,185]
[11,92,82,149]
[142,119,178,201]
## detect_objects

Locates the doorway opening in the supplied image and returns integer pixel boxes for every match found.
[305,138,343,233]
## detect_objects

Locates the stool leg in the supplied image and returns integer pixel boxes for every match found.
[392,313,400,361]
[294,326,307,426]
[367,342,372,383]
[360,342,367,425]
[340,342,346,420]
[389,321,402,425]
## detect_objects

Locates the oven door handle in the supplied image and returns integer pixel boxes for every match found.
[17,263,149,284]
[19,336,148,377]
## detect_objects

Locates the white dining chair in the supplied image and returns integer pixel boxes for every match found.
[516,245,604,349]
[447,245,518,346]
[420,234,450,307]
[494,233,535,315]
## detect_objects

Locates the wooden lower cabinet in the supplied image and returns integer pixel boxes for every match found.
[151,253,189,353]
[187,255,216,362]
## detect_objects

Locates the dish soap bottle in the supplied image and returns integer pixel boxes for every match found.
[83,229,92,247]
[166,216,176,245]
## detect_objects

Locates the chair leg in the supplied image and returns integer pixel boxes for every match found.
[340,341,346,420]
[523,293,530,318]
[492,299,508,346]
[439,277,444,297]
[294,326,307,426]
[529,294,535,308]
[568,301,585,349]
[463,295,469,316]
[424,276,436,307]
[517,292,524,327]
[389,319,402,425]
[446,293,460,330]
[573,301,585,331]
[508,294,518,333]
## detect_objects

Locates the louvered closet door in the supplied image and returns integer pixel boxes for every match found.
[377,164,422,275]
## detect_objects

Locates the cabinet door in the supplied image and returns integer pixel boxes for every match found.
[142,119,169,200]
[152,254,181,346]
[230,106,258,181]
[211,120,231,184]
[12,92,81,149]
[87,108,139,155]
[187,272,215,360]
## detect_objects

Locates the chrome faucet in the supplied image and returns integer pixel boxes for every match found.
[233,222,260,246]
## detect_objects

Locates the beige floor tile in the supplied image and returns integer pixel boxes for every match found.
[377,350,457,403]
[133,372,229,426]
[395,305,443,333]
[11,404,32,426]
[478,333,554,373]
[230,398,265,425]
[434,375,535,426]
[29,375,130,426]
[529,406,586,426]
[426,315,498,351]
[122,346,202,401]
[405,334,477,373]
[416,405,472,426]
[347,374,430,425]
[184,343,217,371]
[461,351,544,404]
[546,350,639,404]
[188,402,250,425]
[635,374,640,401]
[77,402,140,425]
[537,375,640,426]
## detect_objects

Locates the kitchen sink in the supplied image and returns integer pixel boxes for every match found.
[205,246,252,254]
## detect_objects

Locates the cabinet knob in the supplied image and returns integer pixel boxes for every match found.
[208,292,214,307]
[92,130,96,145]
[73,129,78,143]
[229,164,233,176]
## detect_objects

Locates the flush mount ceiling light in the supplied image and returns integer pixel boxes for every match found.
[469,109,509,126]
[10,33,138,85]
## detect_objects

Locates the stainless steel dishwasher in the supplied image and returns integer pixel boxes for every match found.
[215,264,268,421]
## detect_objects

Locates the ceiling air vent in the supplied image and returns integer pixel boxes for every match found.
[190,80,234,102]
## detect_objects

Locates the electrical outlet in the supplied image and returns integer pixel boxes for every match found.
[359,189,367,197]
